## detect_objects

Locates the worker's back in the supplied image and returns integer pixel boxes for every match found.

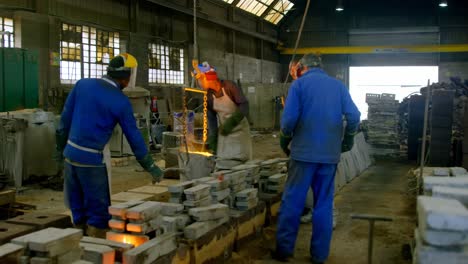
[281,68,360,164]
[62,78,146,165]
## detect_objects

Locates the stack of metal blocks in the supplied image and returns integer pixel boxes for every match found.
[366,93,400,157]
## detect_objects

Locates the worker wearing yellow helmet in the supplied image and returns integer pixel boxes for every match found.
[56,53,163,238]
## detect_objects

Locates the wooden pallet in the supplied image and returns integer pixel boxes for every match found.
[180,221,236,264]
[230,201,267,252]
[259,192,282,226]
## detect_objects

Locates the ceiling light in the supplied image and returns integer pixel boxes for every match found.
[336,0,344,11]
[439,1,448,7]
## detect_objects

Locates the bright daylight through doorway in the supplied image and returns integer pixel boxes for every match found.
[349,66,439,119]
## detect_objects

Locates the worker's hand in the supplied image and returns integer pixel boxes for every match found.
[53,149,64,168]
[54,130,68,168]
[137,154,163,183]
[279,131,292,156]
[341,132,355,152]
[219,111,244,136]
[149,166,164,184]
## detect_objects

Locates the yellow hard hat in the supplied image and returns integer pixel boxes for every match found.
[108,53,138,71]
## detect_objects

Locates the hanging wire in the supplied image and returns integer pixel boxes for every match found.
[281,0,311,95]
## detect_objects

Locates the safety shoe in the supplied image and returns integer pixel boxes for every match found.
[73,223,87,236]
[270,250,292,262]
[310,258,324,264]
[87,225,108,238]
[300,211,313,224]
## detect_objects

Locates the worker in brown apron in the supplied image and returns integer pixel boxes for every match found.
[192,60,252,169]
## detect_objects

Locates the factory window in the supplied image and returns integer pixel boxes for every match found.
[236,0,274,16]
[60,23,120,84]
[0,17,14,47]
[148,42,185,85]
[264,0,294,24]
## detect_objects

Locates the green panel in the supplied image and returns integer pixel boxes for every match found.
[24,49,39,108]
[0,49,3,112]
[4,48,24,111]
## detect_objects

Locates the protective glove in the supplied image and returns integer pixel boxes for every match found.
[219,110,244,136]
[341,132,356,153]
[279,131,292,156]
[137,154,164,183]
[207,134,218,154]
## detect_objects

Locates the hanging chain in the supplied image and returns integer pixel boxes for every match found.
[202,92,208,147]
[182,89,187,144]
[182,88,190,163]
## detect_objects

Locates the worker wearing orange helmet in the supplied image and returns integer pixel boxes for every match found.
[56,53,163,237]
[192,60,252,169]
[274,54,360,263]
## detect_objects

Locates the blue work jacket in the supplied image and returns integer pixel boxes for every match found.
[281,68,361,164]
[58,76,148,165]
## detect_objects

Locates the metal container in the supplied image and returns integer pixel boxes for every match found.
[110,87,151,157]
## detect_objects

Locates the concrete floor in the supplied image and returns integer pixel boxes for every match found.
[14,133,416,263]
[229,159,416,264]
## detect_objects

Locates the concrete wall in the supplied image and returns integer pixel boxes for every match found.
[281,13,468,86]
[0,0,281,112]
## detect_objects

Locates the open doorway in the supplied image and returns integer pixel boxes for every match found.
[349,66,439,119]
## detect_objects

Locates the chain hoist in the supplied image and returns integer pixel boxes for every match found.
[184,87,208,151]
[202,92,208,150]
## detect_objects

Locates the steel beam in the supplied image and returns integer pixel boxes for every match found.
[280,44,468,55]
[145,0,278,44]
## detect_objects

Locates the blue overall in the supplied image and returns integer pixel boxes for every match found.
[58,76,148,228]
[277,69,360,262]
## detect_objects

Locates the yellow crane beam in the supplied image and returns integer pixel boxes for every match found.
[280,44,468,55]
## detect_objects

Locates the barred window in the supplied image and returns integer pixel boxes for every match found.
[264,0,294,24]
[60,22,120,84]
[148,41,185,85]
[0,17,14,48]
[236,0,274,16]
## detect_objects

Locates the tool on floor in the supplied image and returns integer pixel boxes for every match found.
[351,214,393,264]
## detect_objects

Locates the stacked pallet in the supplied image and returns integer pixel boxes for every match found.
[406,95,425,160]
[366,93,400,156]
[429,90,455,166]
[463,101,468,169]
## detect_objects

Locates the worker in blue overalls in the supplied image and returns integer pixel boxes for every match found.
[273,54,361,263]
[56,53,163,238]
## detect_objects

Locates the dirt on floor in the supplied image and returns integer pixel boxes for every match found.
[228,159,417,264]
[13,133,416,264]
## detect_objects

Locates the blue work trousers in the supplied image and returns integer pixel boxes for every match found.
[64,162,111,229]
[276,159,336,262]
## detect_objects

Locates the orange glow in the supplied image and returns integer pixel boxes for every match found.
[106,231,148,247]
[187,151,213,157]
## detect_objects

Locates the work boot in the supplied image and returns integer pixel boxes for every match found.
[270,250,292,262]
[300,210,313,224]
[310,258,324,264]
[87,225,108,238]
[73,223,87,236]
